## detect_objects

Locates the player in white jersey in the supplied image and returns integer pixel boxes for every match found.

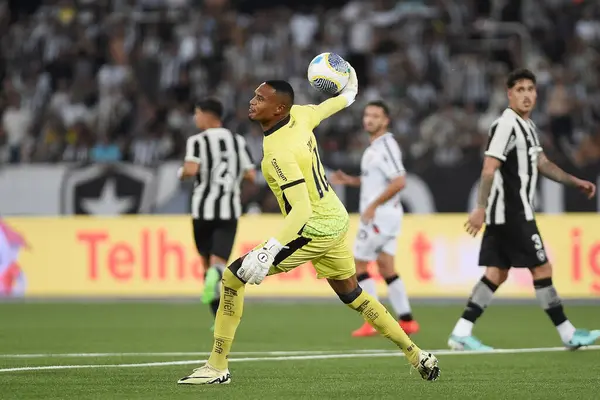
[178,99,255,329]
[331,101,419,337]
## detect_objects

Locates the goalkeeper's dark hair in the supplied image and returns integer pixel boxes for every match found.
[195,98,224,119]
[506,68,536,89]
[366,100,390,117]
[265,80,295,107]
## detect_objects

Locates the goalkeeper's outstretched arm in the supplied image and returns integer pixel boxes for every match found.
[306,66,359,127]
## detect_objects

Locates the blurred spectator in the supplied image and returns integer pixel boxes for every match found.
[574,125,600,167]
[0,0,599,213]
[90,135,122,163]
[2,92,32,163]
[129,125,173,166]
[575,6,600,45]
[547,67,575,158]
[62,121,92,163]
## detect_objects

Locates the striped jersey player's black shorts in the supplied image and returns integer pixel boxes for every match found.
[478,220,548,269]
[192,218,238,261]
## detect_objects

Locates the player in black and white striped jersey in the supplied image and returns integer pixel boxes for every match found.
[178,99,256,327]
[449,69,599,351]
[482,111,543,226]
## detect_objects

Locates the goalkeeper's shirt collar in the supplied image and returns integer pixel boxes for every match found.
[263,115,291,137]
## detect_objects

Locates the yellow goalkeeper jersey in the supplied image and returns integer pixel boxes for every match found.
[261,96,350,243]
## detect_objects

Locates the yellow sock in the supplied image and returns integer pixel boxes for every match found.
[207,269,245,370]
[348,290,421,366]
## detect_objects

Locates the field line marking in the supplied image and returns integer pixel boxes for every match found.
[0,350,391,359]
[1,345,599,373]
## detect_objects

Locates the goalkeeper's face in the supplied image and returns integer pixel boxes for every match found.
[362,105,389,135]
[248,83,286,123]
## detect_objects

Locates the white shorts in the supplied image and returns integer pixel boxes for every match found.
[353,222,399,262]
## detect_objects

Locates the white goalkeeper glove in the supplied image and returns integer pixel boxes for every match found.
[237,238,286,285]
[340,65,358,107]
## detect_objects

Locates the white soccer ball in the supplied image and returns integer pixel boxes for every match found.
[307,52,350,95]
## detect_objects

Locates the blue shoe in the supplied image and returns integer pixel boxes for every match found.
[201,267,222,305]
[565,329,600,349]
[448,335,494,351]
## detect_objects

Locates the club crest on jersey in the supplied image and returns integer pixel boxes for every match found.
[529,146,542,163]
[271,159,287,182]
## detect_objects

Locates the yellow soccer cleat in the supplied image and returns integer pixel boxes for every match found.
[177,364,231,385]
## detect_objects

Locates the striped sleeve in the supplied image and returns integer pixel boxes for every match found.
[380,136,406,179]
[185,134,202,163]
[484,119,514,162]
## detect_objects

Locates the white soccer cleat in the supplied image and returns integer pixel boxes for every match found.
[416,350,440,381]
[177,364,231,385]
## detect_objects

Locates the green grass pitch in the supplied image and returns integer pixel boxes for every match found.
[1,301,599,399]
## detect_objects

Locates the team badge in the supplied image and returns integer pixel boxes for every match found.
[536,249,546,262]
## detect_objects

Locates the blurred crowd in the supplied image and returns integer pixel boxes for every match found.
[1,0,600,180]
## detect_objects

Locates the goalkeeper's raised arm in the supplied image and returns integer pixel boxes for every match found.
[301,66,359,128]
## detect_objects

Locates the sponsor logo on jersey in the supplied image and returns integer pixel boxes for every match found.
[271,159,287,182]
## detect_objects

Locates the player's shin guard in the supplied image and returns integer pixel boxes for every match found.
[207,266,245,371]
[452,276,498,337]
[534,277,575,342]
[339,286,420,366]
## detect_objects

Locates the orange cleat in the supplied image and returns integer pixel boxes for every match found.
[399,320,420,335]
[351,322,378,337]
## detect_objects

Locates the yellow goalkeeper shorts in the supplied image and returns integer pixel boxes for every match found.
[266,231,355,280]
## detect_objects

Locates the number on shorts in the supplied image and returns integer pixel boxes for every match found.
[531,234,543,250]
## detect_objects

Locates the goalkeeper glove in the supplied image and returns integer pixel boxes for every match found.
[237,238,286,285]
[340,65,358,107]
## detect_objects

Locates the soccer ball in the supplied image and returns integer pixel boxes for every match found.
[307,53,350,95]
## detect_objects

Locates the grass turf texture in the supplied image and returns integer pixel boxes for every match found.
[1,302,599,399]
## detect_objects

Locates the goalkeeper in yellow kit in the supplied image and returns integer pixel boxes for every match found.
[178,66,440,385]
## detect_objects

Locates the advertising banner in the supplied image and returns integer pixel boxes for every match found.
[1,215,599,299]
